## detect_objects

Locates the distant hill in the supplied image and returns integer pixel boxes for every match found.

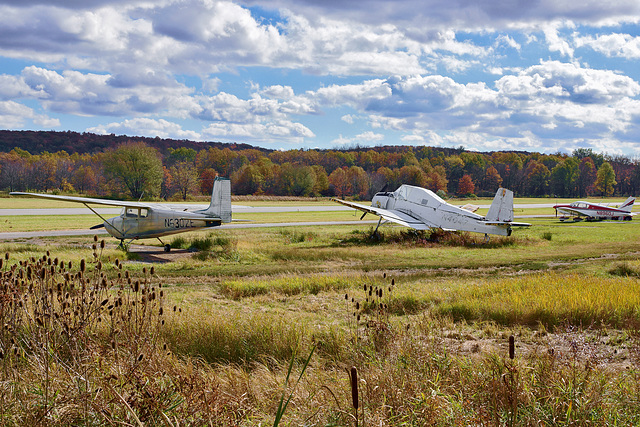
[0,130,269,155]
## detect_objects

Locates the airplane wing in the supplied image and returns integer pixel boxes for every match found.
[554,206,588,217]
[484,221,531,227]
[333,198,432,230]
[10,192,152,209]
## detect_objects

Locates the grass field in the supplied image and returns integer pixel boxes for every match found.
[1,197,640,425]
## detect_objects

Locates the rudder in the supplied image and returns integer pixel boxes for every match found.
[486,188,514,222]
[202,177,232,222]
[620,196,635,213]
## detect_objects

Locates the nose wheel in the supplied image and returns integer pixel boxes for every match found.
[158,238,171,252]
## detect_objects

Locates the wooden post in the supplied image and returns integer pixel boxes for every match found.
[350,366,359,427]
[509,335,515,359]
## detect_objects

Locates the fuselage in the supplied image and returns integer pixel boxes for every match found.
[104,206,222,240]
[553,201,633,221]
[372,185,512,236]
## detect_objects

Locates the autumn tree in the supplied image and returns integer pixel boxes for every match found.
[199,168,218,195]
[170,161,199,200]
[524,160,550,196]
[329,167,350,198]
[483,166,503,192]
[346,166,369,199]
[426,166,448,193]
[72,165,98,194]
[457,174,475,195]
[577,157,597,197]
[102,141,163,199]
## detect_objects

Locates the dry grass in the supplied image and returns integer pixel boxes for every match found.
[3,222,640,424]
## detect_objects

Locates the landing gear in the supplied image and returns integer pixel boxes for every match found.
[158,237,171,252]
[370,217,383,240]
[116,239,134,252]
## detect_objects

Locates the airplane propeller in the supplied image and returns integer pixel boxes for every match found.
[90,223,105,230]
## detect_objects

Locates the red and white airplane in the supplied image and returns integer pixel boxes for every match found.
[553,197,636,222]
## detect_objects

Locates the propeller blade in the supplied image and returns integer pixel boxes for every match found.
[360,212,367,220]
[90,223,105,230]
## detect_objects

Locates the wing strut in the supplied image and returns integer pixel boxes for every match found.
[84,202,126,239]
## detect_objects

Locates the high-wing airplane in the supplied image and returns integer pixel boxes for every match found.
[10,177,232,251]
[334,185,530,238]
[553,197,636,222]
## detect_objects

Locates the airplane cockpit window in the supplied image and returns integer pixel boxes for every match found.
[396,186,407,200]
[124,208,149,218]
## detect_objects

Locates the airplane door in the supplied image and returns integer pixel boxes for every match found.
[122,207,148,237]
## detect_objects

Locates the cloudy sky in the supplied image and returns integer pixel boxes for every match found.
[1,0,640,155]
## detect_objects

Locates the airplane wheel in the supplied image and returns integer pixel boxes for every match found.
[164,244,171,252]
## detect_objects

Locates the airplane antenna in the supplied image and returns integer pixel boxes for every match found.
[138,192,144,202]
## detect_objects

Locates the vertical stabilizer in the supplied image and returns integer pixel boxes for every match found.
[486,188,514,222]
[620,196,635,213]
[200,177,232,222]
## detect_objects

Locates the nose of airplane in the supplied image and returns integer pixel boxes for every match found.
[104,217,124,239]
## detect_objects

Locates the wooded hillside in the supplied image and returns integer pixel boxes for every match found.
[0,130,635,200]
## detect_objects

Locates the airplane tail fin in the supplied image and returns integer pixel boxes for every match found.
[620,196,635,212]
[486,188,514,222]
[201,177,232,222]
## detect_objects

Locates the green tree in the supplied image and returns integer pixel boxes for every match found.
[103,141,163,199]
[276,163,316,196]
[311,165,329,196]
[595,162,617,196]
[232,164,264,195]
[167,147,197,165]
[550,158,579,197]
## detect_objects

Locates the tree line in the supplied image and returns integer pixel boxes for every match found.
[0,137,634,201]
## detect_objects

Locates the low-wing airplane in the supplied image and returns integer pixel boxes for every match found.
[553,197,636,222]
[334,185,530,238]
[10,177,232,251]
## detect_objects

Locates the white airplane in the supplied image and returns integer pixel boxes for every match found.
[334,185,530,238]
[10,177,232,251]
[553,197,636,222]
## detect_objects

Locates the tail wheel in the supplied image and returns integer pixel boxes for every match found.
[164,244,171,252]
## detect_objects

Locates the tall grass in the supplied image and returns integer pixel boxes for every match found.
[3,241,640,425]
[435,273,640,328]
